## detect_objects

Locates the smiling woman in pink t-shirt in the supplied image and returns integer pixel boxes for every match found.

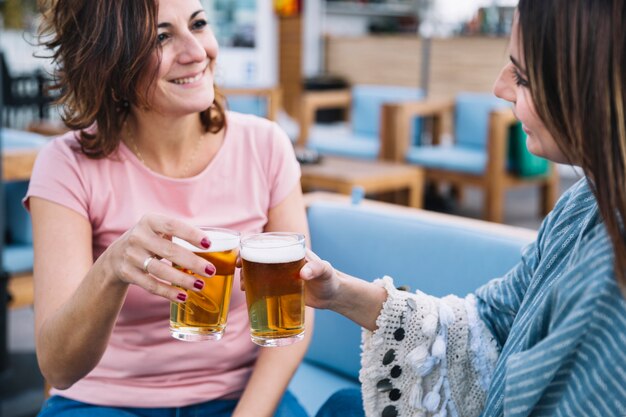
[26,1,311,416]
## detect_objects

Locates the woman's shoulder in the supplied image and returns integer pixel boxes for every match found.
[37,130,85,163]
[34,130,123,179]
[554,176,595,211]
[225,111,292,151]
[226,110,277,134]
[538,176,597,236]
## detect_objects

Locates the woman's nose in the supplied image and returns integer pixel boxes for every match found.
[178,34,207,63]
[493,65,516,104]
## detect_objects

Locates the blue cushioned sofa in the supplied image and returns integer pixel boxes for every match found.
[289,192,536,416]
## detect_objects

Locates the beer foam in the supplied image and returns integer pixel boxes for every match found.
[173,231,239,253]
[241,240,305,264]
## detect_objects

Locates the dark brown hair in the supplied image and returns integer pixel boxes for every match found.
[517,0,626,285]
[38,0,226,158]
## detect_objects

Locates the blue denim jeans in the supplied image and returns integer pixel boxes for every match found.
[314,389,364,417]
[38,390,308,417]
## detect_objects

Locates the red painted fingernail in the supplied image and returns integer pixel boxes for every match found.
[194,279,205,290]
[201,237,211,249]
[177,293,187,302]
[205,265,216,276]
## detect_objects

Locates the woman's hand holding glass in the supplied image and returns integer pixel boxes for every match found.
[104,213,216,303]
[299,250,342,310]
[241,249,339,312]
[299,249,389,332]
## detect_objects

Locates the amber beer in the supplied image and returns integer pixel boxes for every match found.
[241,233,306,347]
[170,227,240,341]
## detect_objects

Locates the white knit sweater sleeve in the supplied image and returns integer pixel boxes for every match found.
[360,277,500,417]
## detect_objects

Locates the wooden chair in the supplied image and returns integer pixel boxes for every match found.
[379,94,559,223]
[297,88,351,147]
[219,86,282,121]
[297,85,424,160]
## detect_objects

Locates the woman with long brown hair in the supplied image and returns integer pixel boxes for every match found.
[304,0,626,416]
[28,0,311,416]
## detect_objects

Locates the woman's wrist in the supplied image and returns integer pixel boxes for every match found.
[330,272,388,331]
[93,250,131,293]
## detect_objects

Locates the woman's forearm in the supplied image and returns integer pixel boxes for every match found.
[36,253,129,389]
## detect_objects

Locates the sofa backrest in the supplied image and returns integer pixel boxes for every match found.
[305,198,536,381]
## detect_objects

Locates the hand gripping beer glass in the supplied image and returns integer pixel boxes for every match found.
[170,227,240,341]
[240,233,306,347]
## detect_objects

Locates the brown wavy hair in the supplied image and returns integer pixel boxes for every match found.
[37,0,226,158]
[517,0,626,285]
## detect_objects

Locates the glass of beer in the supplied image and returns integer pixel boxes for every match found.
[170,227,240,341]
[240,233,306,347]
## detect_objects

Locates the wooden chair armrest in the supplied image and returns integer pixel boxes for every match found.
[220,87,278,96]
[485,107,517,175]
[489,106,517,127]
[297,89,352,147]
[388,98,455,119]
[27,120,70,136]
[379,98,455,161]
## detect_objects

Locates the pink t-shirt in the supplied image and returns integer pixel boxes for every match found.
[25,112,301,407]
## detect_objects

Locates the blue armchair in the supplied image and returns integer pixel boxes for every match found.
[379,92,559,223]
[298,85,424,160]
[2,128,47,283]
[3,181,33,276]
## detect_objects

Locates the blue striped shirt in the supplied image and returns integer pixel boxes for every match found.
[476,178,626,416]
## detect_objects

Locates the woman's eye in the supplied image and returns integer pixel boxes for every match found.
[157,33,169,44]
[512,67,529,87]
[192,19,208,30]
